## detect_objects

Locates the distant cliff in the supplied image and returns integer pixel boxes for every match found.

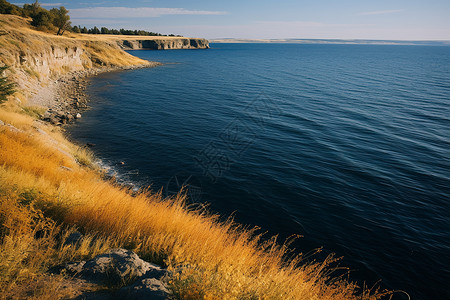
[118,38,209,50]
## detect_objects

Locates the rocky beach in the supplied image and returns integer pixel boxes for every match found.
[32,64,161,126]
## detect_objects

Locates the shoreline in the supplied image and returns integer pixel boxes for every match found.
[31,63,161,126]
[38,62,164,191]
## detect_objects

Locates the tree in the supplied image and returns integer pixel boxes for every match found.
[30,10,52,28]
[71,25,80,33]
[0,66,15,104]
[0,0,21,15]
[49,6,70,36]
[22,0,40,17]
[101,27,109,34]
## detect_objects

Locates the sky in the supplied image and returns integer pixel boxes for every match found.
[14,0,450,40]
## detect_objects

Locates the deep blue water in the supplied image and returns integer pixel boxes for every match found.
[68,44,450,300]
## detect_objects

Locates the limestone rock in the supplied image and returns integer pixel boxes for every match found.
[119,38,209,50]
[79,249,154,284]
[62,249,171,299]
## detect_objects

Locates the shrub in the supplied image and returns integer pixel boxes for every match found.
[30,10,52,28]
[0,66,15,104]
[0,0,21,15]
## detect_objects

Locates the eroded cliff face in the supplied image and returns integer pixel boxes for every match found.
[118,38,209,50]
[14,46,90,80]
[0,15,149,104]
[2,39,148,104]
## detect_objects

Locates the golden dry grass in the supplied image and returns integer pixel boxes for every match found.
[0,101,392,299]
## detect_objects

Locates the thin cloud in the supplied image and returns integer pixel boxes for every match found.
[358,9,404,16]
[12,2,63,6]
[258,21,353,27]
[70,18,129,26]
[70,7,227,19]
[41,2,63,6]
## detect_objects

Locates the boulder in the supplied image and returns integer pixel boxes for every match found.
[79,249,155,284]
[63,248,171,299]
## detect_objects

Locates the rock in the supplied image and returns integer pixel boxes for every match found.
[50,116,60,125]
[79,249,155,284]
[62,249,171,299]
[117,277,170,300]
[0,120,4,126]
[76,113,82,119]
[66,114,74,122]
[66,261,86,274]
[43,111,52,119]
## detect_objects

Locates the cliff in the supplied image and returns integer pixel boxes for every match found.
[0,15,153,103]
[117,38,209,50]
[0,14,208,105]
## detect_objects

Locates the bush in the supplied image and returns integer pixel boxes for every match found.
[30,10,53,28]
[0,0,21,15]
[71,25,81,33]
[0,66,15,104]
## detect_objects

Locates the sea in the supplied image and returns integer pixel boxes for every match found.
[68,43,450,300]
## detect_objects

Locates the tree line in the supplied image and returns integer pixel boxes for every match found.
[0,0,178,37]
[71,26,180,37]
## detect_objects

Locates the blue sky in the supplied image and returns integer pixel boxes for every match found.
[16,0,450,40]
